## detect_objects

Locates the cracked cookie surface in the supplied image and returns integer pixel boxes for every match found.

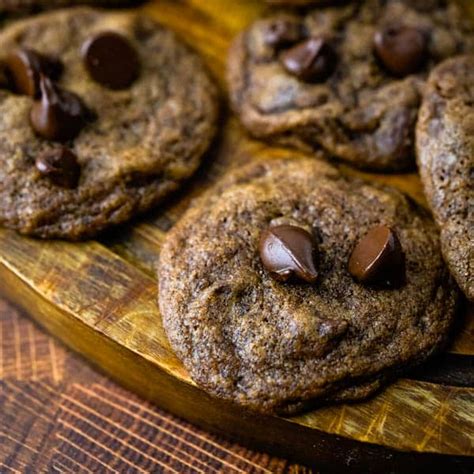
[416,55,474,300]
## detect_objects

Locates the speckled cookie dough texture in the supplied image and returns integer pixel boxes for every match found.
[416,55,474,300]
[0,8,218,239]
[228,0,474,171]
[158,158,459,414]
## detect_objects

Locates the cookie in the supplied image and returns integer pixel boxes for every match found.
[0,8,218,239]
[266,0,331,5]
[158,158,458,414]
[416,55,474,300]
[228,0,474,171]
[0,0,140,16]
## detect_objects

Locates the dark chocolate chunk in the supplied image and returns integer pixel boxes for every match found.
[81,31,140,90]
[348,225,405,286]
[30,75,90,142]
[35,147,80,188]
[0,62,12,90]
[263,18,304,49]
[259,224,318,283]
[280,37,336,82]
[5,48,63,97]
[374,25,427,77]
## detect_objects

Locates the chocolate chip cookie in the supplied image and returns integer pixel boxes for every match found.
[0,8,218,239]
[416,55,474,300]
[228,0,474,171]
[158,158,459,414]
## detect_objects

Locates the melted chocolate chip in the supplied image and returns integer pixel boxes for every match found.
[0,61,12,90]
[280,37,336,83]
[36,147,80,188]
[5,48,63,97]
[30,75,91,142]
[263,18,304,49]
[81,31,140,90]
[348,225,405,287]
[374,25,427,77]
[259,224,318,283]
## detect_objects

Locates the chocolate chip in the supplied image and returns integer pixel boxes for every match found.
[259,224,318,283]
[348,225,405,286]
[280,37,336,83]
[0,61,12,90]
[36,147,80,188]
[30,75,91,142]
[263,18,304,49]
[81,31,140,90]
[5,48,63,97]
[374,25,427,77]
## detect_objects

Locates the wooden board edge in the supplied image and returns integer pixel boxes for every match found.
[1,260,473,473]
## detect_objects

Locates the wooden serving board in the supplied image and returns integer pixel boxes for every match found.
[1,1,473,472]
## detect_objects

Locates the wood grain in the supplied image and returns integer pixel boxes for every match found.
[0,0,473,471]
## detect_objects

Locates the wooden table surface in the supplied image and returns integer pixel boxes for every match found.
[0,296,312,473]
